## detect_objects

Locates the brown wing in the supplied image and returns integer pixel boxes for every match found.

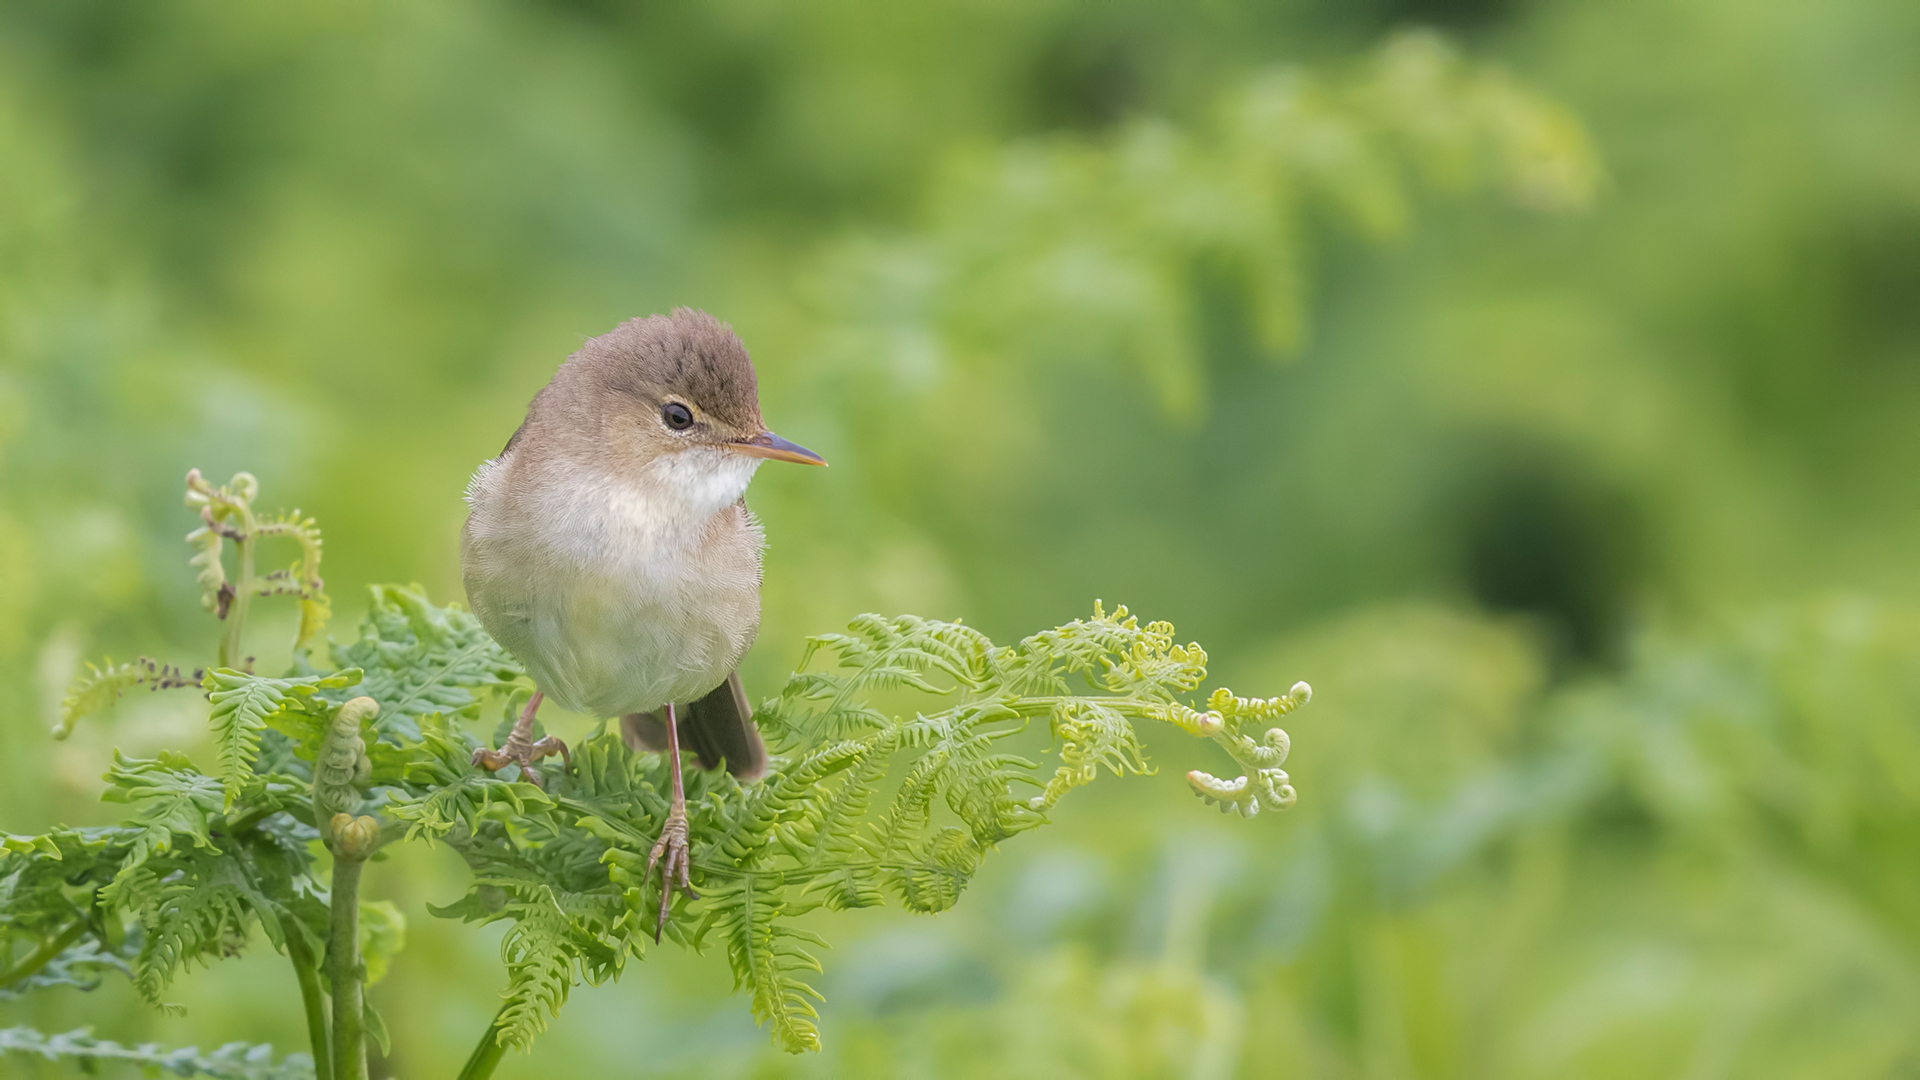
[617,670,767,780]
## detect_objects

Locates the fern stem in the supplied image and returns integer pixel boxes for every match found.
[1003,695,1156,717]
[282,914,334,1080]
[0,918,86,990]
[329,854,367,1080]
[454,1006,511,1080]
[220,505,257,670]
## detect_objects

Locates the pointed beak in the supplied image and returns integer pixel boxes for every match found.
[728,430,827,466]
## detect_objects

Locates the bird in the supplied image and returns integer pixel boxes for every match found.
[460,308,825,932]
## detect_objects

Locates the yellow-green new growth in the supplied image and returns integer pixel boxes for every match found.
[52,658,198,739]
[184,469,331,664]
[183,469,254,618]
[1181,682,1311,816]
[1019,602,1311,818]
[254,508,329,655]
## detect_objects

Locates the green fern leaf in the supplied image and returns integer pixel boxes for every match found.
[203,669,361,811]
[328,584,525,741]
[54,661,141,740]
[698,876,825,1053]
[53,656,200,740]
[0,938,134,1000]
[387,722,556,846]
[494,890,578,1049]
[1033,698,1150,810]
[185,522,229,617]
[99,752,224,883]
[786,725,901,910]
[864,746,949,868]
[901,703,1040,845]
[708,740,867,865]
[132,851,255,1006]
[785,615,994,739]
[252,509,328,654]
[0,1026,315,1079]
[887,826,979,914]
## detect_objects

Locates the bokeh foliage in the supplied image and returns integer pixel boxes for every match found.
[4,0,1920,1076]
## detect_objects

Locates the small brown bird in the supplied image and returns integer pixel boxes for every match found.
[461,309,824,929]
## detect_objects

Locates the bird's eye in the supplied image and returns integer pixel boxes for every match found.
[662,402,694,430]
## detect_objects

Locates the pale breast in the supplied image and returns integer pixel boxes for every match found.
[462,452,766,717]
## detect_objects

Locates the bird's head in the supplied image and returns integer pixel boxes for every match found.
[533,309,825,510]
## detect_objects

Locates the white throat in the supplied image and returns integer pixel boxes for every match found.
[601,447,761,548]
[645,447,761,518]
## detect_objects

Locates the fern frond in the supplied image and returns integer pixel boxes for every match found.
[253,509,328,654]
[896,703,1039,845]
[530,601,1305,1052]
[820,613,992,688]
[0,937,133,1000]
[100,863,165,921]
[186,525,230,616]
[313,697,376,829]
[709,740,867,865]
[1180,682,1310,817]
[887,826,979,914]
[329,584,525,742]
[298,588,332,658]
[494,890,578,1049]
[452,852,629,1052]
[1033,698,1150,811]
[785,615,995,739]
[1010,601,1207,700]
[865,746,949,867]
[698,876,825,1054]
[793,729,900,910]
[760,671,895,745]
[132,851,255,1006]
[203,669,362,811]
[53,656,200,740]
[55,660,142,739]
[100,751,224,870]
[0,1026,314,1080]
[388,763,555,846]
[183,469,259,617]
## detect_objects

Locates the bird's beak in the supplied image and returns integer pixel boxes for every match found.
[729,430,827,466]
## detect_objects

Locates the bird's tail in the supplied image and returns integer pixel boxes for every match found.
[619,669,767,780]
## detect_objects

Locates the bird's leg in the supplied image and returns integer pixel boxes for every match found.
[646,700,697,941]
[470,690,570,787]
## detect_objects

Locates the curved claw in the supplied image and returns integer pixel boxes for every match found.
[470,735,570,788]
[647,807,698,942]
[470,690,570,786]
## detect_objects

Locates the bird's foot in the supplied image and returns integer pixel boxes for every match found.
[646,803,697,941]
[470,734,570,788]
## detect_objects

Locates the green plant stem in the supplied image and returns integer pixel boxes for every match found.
[219,502,257,669]
[0,918,86,989]
[227,808,279,836]
[281,914,333,1080]
[329,854,367,1080]
[454,1006,511,1080]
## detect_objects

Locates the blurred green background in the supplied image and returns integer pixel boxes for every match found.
[5,0,1920,1076]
